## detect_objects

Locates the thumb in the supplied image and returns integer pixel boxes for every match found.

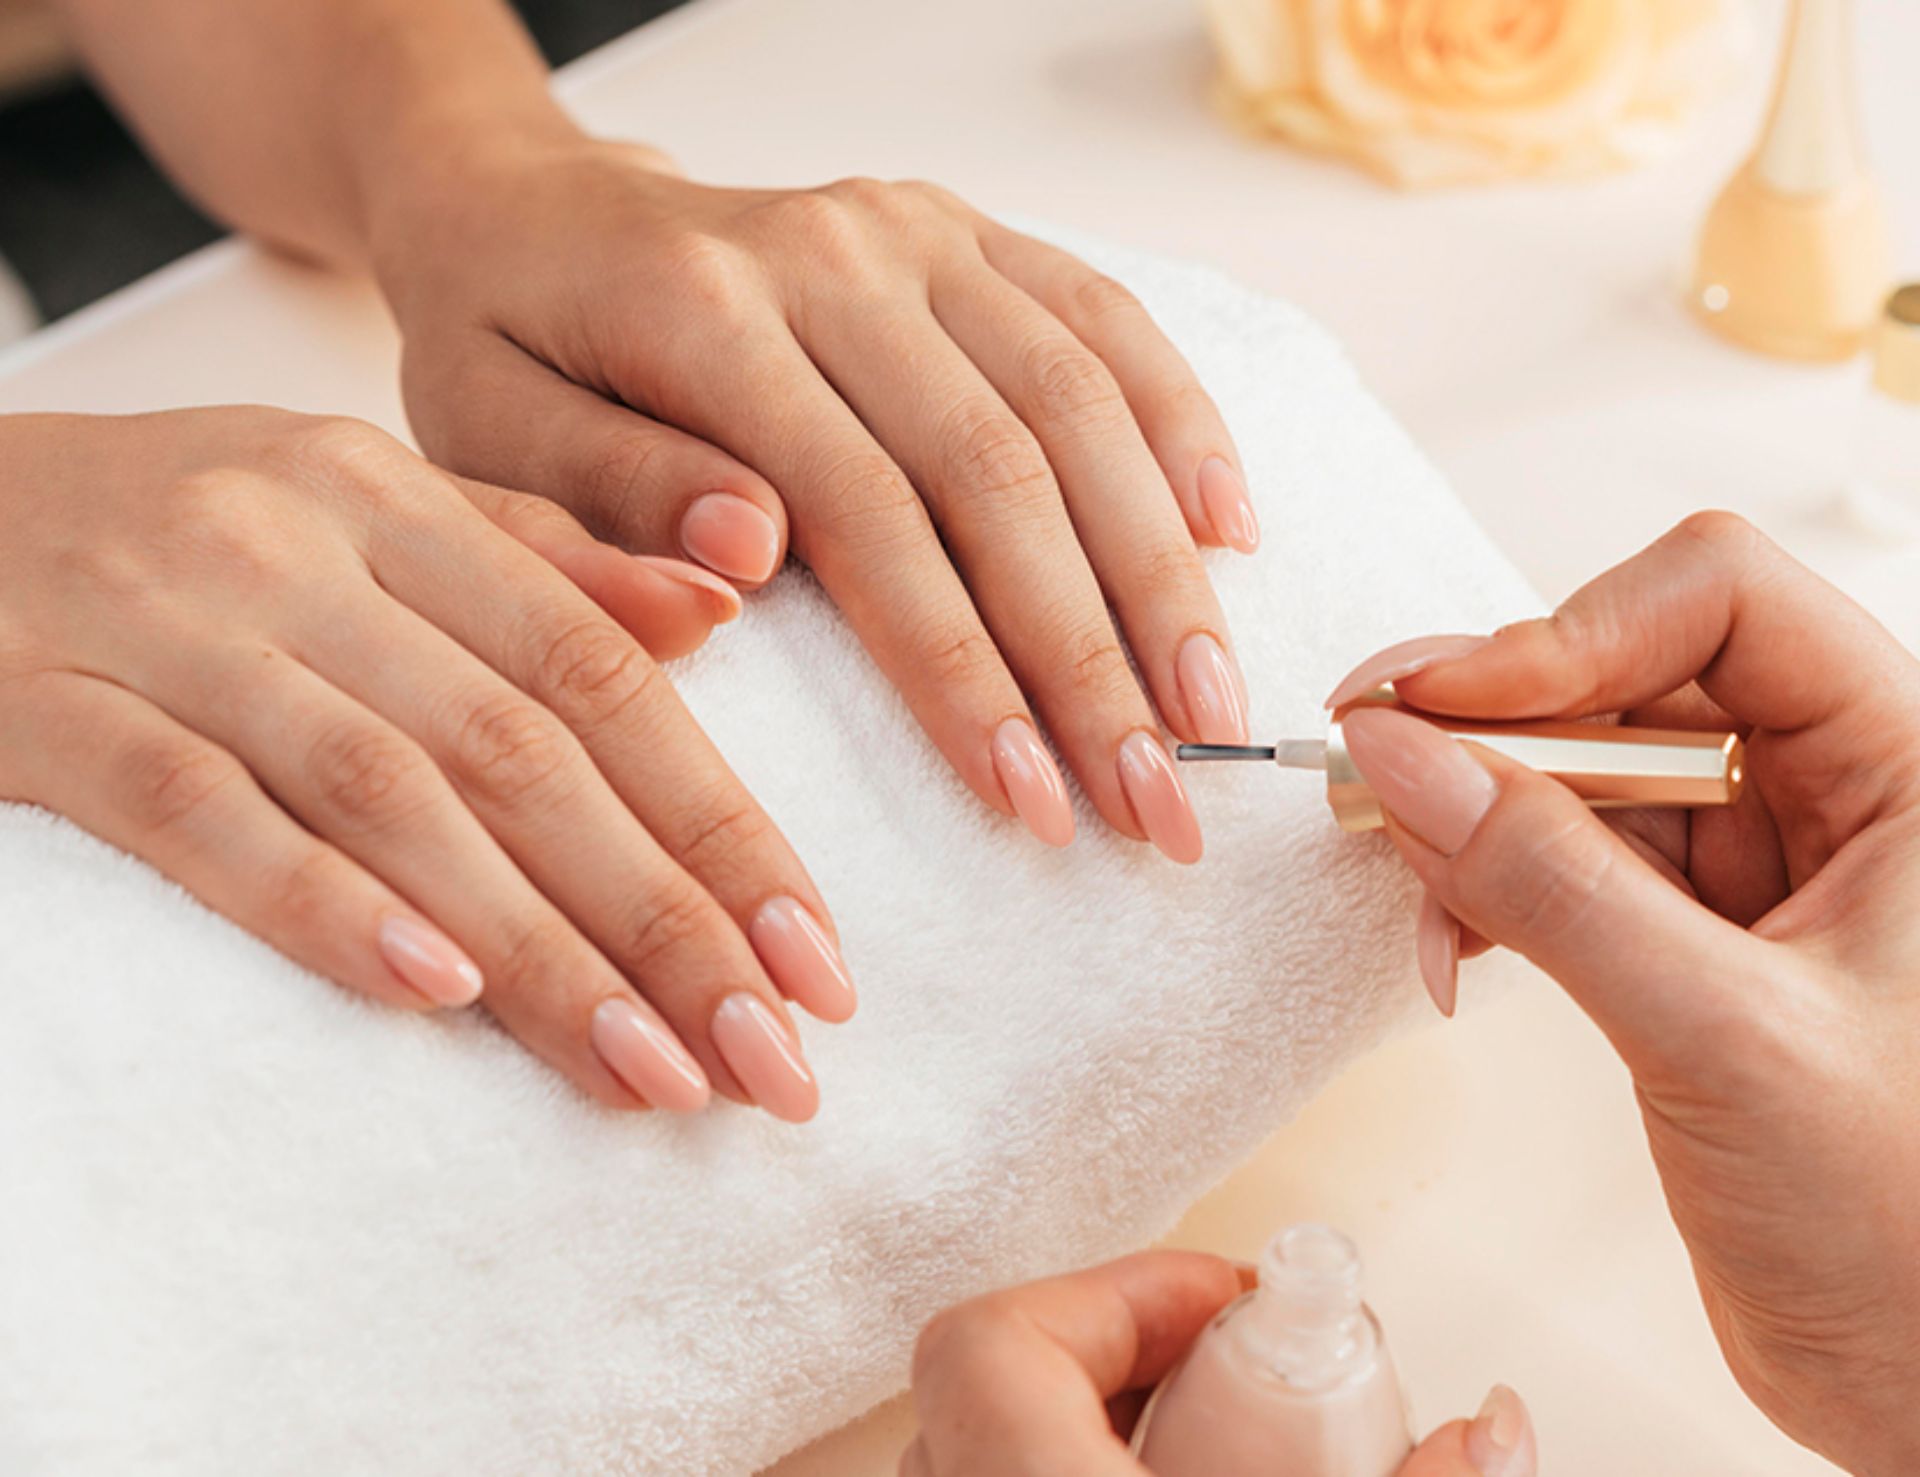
[455,477,740,661]
[1342,705,1773,1078]
[1401,1386,1536,1477]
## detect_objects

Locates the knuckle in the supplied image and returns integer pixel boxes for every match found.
[578,427,672,535]
[944,403,1056,504]
[807,451,926,551]
[617,877,716,976]
[1071,269,1143,322]
[492,910,590,991]
[1054,619,1135,704]
[447,692,576,806]
[308,722,430,828]
[766,190,869,267]
[1021,340,1127,428]
[1479,807,1615,945]
[1673,508,1760,560]
[913,622,1007,693]
[279,415,408,484]
[674,789,777,875]
[665,235,761,321]
[266,845,344,938]
[531,618,657,727]
[116,737,241,833]
[1128,539,1206,604]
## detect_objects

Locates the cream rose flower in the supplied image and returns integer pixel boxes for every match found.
[1204,0,1752,187]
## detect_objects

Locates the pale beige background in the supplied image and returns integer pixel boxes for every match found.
[4,0,1916,1472]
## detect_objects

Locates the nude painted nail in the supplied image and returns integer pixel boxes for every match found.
[1117,730,1204,864]
[1340,707,1498,857]
[1464,1385,1535,1477]
[749,897,857,1024]
[678,493,782,584]
[632,555,744,622]
[377,915,484,1007]
[991,717,1075,848]
[1415,890,1460,1018]
[1324,633,1493,711]
[711,993,819,1123]
[590,997,711,1113]
[1197,455,1260,554]
[1177,632,1250,745]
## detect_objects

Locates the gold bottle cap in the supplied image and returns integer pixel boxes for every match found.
[1873,285,1920,406]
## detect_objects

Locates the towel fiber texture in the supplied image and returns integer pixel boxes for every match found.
[0,232,1537,1476]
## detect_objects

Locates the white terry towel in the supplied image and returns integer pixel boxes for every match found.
[0,233,1538,1477]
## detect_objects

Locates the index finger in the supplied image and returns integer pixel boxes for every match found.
[910,1253,1245,1472]
[1373,514,1920,737]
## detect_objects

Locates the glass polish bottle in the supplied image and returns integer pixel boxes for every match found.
[1132,1225,1413,1477]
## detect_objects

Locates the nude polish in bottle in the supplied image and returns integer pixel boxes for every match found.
[1132,1224,1413,1477]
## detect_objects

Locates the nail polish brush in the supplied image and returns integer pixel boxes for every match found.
[1178,692,1744,832]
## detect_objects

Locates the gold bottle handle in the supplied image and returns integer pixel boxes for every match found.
[1324,698,1746,834]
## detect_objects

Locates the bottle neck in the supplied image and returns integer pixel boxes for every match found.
[1231,1224,1384,1394]
[1752,0,1868,197]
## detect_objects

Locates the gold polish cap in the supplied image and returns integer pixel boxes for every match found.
[1872,285,1920,406]
[1323,696,1745,834]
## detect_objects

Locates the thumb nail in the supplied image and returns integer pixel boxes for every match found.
[1464,1385,1534,1477]
[1340,706,1497,857]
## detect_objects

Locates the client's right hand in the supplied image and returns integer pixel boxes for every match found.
[0,408,851,1122]
[1330,514,1920,1475]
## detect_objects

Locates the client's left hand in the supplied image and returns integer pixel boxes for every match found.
[367,133,1256,862]
[902,1252,1535,1476]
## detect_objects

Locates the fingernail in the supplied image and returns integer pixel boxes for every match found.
[678,493,782,584]
[632,554,744,622]
[1340,706,1497,856]
[1464,1385,1533,1477]
[590,997,711,1113]
[377,915,484,1007]
[749,897,857,1024]
[711,993,819,1123]
[991,717,1076,848]
[1197,456,1259,553]
[1415,889,1460,1018]
[1324,633,1493,711]
[1177,632,1250,744]
[1117,730,1204,864]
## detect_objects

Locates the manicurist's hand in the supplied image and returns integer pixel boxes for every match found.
[0,409,852,1121]
[903,1252,1534,1477]
[372,142,1250,864]
[1328,514,1920,1475]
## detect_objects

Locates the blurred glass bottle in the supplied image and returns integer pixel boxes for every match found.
[1692,0,1889,361]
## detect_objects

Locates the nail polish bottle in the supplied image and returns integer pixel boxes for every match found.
[1690,0,1889,361]
[1132,1225,1413,1477]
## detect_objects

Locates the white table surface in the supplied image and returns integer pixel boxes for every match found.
[7,0,1917,1471]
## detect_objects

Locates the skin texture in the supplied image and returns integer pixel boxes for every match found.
[0,408,846,1118]
[1327,513,1920,1476]
[47,0,1256,859]
[902,1253,1534,1476]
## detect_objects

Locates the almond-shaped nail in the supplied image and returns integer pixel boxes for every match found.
[1340,706,1497,856]
[1197,455,1260,554]
[1117,730,1204,864]
[1415,889,1460,1018]
[679,493,782,584]
[991,717,1075,848]
[591,997,711,1113]
[1324,633,1494,711]
[378,915,484,1007]
[632,554,744,623]
[1464,1385,1535,1477]
[749,896,857,1024]
[1177,632,1250,745]
[711,993,819,1123]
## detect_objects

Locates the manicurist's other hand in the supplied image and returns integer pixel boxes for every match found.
[902,1252,1534,1477]
[1329,513,1920,1475]
[371,135,1252,864]
[0,408,853,1121]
